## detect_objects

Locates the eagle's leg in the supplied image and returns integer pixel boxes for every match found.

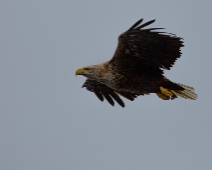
[157,86,173,100]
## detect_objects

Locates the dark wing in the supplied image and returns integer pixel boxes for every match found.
[82,79,139,107]
[110,18,184,70]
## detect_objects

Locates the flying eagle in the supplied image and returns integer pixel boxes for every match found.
[75,18,197,107]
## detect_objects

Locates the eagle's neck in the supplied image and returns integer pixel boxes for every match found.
[96,62,124,90]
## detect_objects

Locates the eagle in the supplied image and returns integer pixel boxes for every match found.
[75,18,197,107]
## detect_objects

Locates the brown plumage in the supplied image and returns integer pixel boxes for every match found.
[76,18,197,107]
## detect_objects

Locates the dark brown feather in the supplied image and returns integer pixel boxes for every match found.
[136,19,155,29]
[127,18,143,31]
[110,18,184,70]
[82,79,139,107]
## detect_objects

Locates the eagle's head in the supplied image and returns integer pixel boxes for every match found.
[75,65,103,80]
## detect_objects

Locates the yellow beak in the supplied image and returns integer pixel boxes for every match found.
[75,68,86,75]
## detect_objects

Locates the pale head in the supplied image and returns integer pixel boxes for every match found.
[75,65,103,80]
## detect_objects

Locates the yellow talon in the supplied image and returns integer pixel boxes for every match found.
[156,92,170,100]
[159,86,173,97]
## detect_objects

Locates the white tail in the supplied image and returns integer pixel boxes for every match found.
[171,83,198,100]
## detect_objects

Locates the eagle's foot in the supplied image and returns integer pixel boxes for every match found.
[156,91,170,100]
[160,86,173,97]
[156,86,174,100]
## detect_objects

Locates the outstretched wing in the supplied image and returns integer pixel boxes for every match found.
[82,79,139,107]
[110,18,184,70]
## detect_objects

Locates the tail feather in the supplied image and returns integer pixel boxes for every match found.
[171,83,197,100]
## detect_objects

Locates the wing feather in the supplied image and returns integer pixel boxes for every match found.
[82,79,139,107]
[127,18,143,31]
[136,19,155,29]
[94,91,104,101]
[110,18,184,70]
[102,92,115,106]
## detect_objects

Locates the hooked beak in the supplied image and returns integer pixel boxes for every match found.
[75,68,87,76]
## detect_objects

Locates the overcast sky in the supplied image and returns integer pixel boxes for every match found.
[1,1,212,170]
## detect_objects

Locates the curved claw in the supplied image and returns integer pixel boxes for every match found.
[160,86,173,97]
[156,92,170,100]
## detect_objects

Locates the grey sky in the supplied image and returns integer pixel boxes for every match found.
[1,1,212,170]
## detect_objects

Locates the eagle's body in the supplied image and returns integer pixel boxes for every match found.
[89,61,182,94]
[76,18,197,107]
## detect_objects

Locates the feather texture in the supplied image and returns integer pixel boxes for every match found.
[77,18,197,107]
